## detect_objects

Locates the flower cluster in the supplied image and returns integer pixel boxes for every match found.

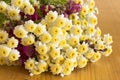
[0,30,20,65]
[0,0,113,77]
[0,0,35,20]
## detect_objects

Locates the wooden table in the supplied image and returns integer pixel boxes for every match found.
[0,0,120,80]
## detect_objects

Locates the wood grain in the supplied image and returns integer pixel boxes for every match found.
[0,0,120,80]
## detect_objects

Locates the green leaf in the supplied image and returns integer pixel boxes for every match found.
[54,0,67,5]
[0,13,8,28]
[39,0,67,5]
[2,0,11,4]
[0,0,11,28]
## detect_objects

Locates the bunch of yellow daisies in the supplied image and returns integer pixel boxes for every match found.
[0,0,113,77]
[0,0,35,20]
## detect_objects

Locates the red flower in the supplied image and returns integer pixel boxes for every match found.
[66,0,82,14]
[20,7,41,21]
[26,12,41,21]
[40,5,53,16]
[17,44,36,65]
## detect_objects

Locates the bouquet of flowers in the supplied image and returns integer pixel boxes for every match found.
[0,0,113,77]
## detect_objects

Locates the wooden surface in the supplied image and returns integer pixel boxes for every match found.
[0,0,120,80]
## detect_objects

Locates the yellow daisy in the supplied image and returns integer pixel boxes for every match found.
[45,11,58,23]
[77,56,88,68]
[0,1,7,13]
[0,45,11,57]
[24,5,35,15]
[8,49,20,61]
[0,30,8,43]
[40,32,52,43]
[35,44,48,55]
[14,25,28,38]
[21,34,35,46]
[25,58,35,70]
[7,37,18,48]
[51,64,62,75]
[24,20,37,32]
[11,0,23,7]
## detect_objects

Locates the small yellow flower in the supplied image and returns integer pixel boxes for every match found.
[45,11,58,23]
[14,25,28,38]
[0,30,8,43]
[0,57,6,65]
[55,16,66,27]
[0,45,11,57]
[51,64,62,75]
[25,58,35,70]
[51,36,60,43]
[86,26,95,35]
[68,37,79,47]
[7,7,20,17]
[59,39,67,48]
[37,62,48,72]
[64,59,74,68]
[7,37,18,48]
[77,43,88,55]
[8,49,20,61]
[69,13,78,21]
[77,57,88,68]
[66,49,77,59]
[71,26,82,35]
[20,0,30,9]
[49,27,61,36]
[33,24,45,36]
[21,34,35,46]
[55,56,64,65]
[102,46,112,56]
[24,5,35,15]
[80,7,88,16]
[87,14,97,25]
[89,7,94,13]
[88,0,95,8]
[40,32,52,43]
[0,1,7,13]
[104,34,113,44]
[91,52,101,62]
[11,0,23,7]
[63,22,72,31]
[35,44,48,55]
[24,20,37,32]
[62,67,72,75]
[50,48,60,59]
[91,17,97,25]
